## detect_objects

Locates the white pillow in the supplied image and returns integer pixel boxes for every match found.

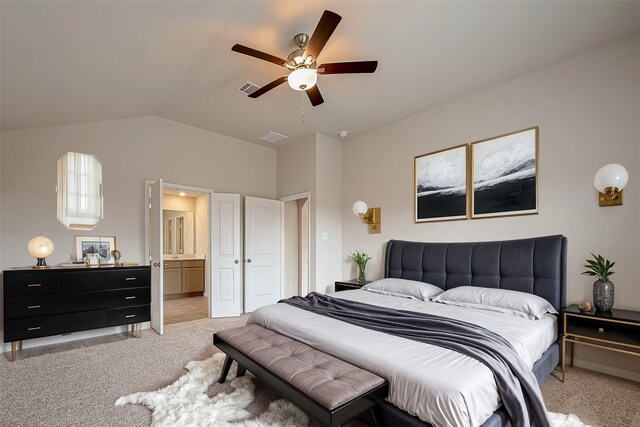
[362,278,443,301]
[430,286,558,320]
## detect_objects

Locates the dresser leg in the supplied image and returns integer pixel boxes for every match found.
[11,342,16,362]
[18,340,23,351]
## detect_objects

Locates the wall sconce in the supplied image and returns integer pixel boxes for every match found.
[594,163,628,207]
[28,236,54,269]
[352,201,381,234]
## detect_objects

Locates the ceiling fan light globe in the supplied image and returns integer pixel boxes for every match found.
[288,68,317,91]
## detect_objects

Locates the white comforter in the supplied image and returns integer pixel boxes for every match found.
[248,290,557,427]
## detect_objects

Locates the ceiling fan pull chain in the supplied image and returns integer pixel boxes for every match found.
[301,91,305,123]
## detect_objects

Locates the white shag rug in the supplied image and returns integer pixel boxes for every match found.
[116,353,590,427]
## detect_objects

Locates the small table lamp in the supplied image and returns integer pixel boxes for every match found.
[28,236,54,269]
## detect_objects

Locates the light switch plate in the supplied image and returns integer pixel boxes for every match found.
[321,232,328,241]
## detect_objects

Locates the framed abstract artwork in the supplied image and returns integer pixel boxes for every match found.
[414,144,469,222]
[470,127,538,219]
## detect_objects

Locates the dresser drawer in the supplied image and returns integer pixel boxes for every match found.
[5,287,151,319]
[3,310,109,342]
[163,260,181,269]
[4,271,61,297]
[110,268,150,289]
[108,304,150,326]
[61,270,109,292]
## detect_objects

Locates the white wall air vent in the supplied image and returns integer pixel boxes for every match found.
[258,131,288,144]
[237,81,261,95]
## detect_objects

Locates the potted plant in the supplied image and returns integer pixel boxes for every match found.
[348,250,372,285]
[582,253,616,311]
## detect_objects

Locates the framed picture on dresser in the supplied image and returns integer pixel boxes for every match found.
[414,144,469,222]
[75,236,116,263]
[470,126,539,219]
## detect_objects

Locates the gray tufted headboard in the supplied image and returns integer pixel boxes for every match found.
[384,235,567,312]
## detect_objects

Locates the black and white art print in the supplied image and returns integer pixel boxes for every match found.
[471,127,538,219]
[415,144,468,222]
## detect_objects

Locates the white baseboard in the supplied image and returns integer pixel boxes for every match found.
[572,358,640,382]
[1,322,151,352]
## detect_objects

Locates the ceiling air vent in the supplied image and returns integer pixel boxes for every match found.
[258,131,288,144]
[237,81,261,96]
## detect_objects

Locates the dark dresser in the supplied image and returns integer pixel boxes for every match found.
[3,265,150,361]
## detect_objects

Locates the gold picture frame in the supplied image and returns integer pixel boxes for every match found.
[414,144,469,223]
[470,126,539,219]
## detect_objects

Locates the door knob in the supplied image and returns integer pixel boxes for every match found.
[234,260,239,264]
[247,259,252,263]
[153,262,160,267]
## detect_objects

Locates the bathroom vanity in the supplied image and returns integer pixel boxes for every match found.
[163,258,205,298]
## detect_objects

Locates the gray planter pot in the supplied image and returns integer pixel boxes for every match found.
[593,280,614,311]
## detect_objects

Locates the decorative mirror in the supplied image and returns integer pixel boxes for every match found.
[56,152,103,230]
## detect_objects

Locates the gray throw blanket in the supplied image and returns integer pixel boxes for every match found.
[281,292,552,427]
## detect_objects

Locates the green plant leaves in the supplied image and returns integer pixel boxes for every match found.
[581,253,615,281]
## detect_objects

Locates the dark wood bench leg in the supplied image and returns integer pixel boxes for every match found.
[219,355,233,383]
[370,404,385,427]
[237,364,247,377]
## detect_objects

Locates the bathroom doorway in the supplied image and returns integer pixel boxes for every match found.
[281,192,310,298]
[145,180,215,332]
[161,187,210,325]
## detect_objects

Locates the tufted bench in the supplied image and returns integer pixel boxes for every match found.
[214,324,388,427]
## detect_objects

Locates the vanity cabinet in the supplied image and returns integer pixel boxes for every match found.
[163,259,204,297]
[3,265,150,361]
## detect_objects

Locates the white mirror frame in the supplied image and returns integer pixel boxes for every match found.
[56,152,103,230]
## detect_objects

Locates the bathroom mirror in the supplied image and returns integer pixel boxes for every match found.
[163,210,195,255]
[56,152,103,230]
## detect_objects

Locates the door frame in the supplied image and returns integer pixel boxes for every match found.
[144,180,215,319]
[279,191,311,297]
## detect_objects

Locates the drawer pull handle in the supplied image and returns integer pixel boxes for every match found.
[27,305,42,309]
[598,327,604,333]
[125,296,136,300]
[27,326,42,331]
[125,277,137,281]
[125,314,136,318]
[27,283,42,287]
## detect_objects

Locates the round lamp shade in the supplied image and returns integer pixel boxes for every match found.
[594,163,629,193]
[28,236,54,259]
[288,68,318,91]
[352,201,369,216]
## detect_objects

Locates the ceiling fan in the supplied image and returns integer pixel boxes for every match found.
[231,10,378,107]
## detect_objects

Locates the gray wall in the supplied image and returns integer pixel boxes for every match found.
[341,35,640,379]
[1,115,277,269]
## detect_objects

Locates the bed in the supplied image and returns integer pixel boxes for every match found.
[249,235,567,427]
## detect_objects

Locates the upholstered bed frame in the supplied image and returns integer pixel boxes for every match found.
[377,234,568,427]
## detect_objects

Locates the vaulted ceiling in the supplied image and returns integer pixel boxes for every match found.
[2,1,640,146]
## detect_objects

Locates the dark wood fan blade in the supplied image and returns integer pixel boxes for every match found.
[306,85,324,107]
[303,10,342,61]
[318,61,378,74]
[232,44,287,67]
[248,77,288,98]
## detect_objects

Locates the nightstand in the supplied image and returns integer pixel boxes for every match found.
[562,304,640,382]
[334,280,371,292]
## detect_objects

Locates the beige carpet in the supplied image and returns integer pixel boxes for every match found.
[1,316,638,427]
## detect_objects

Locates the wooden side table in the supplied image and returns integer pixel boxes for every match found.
[334,279,371,292]
[562,304,640,382]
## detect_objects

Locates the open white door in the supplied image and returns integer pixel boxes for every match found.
[244,196,283,312]
[149,179,164,334]
[211,193,242,317]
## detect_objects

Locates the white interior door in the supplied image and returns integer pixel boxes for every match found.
[244,196,283,312]
[149,179,164,334]
[211,193,242,317]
